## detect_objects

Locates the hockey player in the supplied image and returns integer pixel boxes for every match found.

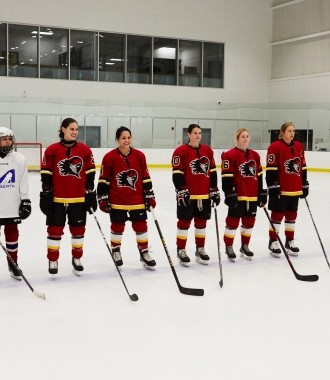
[221,128,267,261]
[266,121,308,257]
[97,126,157,270]
[172,124,220,266]
[39,118,97,275]
[0,127,31,280]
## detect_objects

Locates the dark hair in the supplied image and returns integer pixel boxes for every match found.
[115,126,131,141]
[59,118,78,138]
[187,124,201,134]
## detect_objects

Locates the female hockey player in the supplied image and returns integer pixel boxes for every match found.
[97,126,157,270]
[221,128,267,261]
[0,127,31,280]
[266,121,308,257]
[171,124,220,266]
[39,118,97,275]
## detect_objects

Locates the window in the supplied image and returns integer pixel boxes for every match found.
[0,23,6,76]
[8,24,38,78]
[70,29,97,81]
[203,42,224,88]
[99,32,125,83]
[153,37,177,85]
[127,35,152,84]
[179,40,202,87]
[40,27,69,79]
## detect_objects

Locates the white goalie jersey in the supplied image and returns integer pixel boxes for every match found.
[0,151,29,219]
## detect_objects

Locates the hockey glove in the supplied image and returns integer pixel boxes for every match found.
[144,189,156,211]
[268,184,280,199]
[224,191,238,208]
[19,199,32,219]
[257,189,268,208]
[98,194,111,213]
[176,188,190,207]
[85,191,97,214]
[209,187,221,206]
[300,181,309,198]
[39,192,53,216]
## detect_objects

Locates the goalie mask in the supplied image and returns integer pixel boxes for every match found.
[0,127,15,155]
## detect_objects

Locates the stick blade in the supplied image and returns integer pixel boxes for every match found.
[295,274,319,282]
[33,290,46,300]
[219,279,223,288]
[130,293,139,301]
[179,287,204,296]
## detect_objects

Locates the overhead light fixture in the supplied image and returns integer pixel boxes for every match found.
[31,31,54,36]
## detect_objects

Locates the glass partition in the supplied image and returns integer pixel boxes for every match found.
[127,35,152,84]
[179,39,202,87]
[203,42,224,88]
[153,37,177,85]
[40,27,69,79]
[8,24,38,78]
[0,23,6,76]
[99,32,125,83]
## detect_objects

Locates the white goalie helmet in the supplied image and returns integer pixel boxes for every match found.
[0,127,15,154]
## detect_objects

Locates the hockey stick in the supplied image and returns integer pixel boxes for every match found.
[304,198,330,269]
[90,209,138,302]
[213,204,223,288]
[150,207,204,296]
[264,208,319,282]
[0,240,46,300]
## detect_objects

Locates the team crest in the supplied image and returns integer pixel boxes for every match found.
[189,156,210,176]
[284,157,301,175]
[0,169,15,184]
[239,160,257,178]
[116,169,138,189]
[57,156,83,178]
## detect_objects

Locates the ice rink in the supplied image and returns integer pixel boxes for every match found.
[1,169,330,380]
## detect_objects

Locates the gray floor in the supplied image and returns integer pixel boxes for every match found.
[1,170,329,380]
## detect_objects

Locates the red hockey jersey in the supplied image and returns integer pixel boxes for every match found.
[221,147,262,201]
[266,139,306,196]
[98,148,152,210]
[40,141,96,203]
[172,144,217,199]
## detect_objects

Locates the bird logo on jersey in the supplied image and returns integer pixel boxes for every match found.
[189,156,210,176]
[116,169,138,189]
[239,160,257,178]
[57,156,83,178]
[284,157,301,175]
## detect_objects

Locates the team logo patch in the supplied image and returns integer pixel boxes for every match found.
[116,169,138,189]
[239,160,257,178]
[189,156,210,176]
[57,156,83,178]
[0,169,15,184]
[284,157,301,175]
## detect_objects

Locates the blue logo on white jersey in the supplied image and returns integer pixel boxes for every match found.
[0,169,15,187]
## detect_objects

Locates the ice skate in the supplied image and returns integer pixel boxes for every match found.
[225,246,236,262]
[240,244,254,260]
[285,239,299,257]
[48,260,58,275]
[195,247,209,265]
[177,248,190,267]
[112,246,123,267]
[8,262,22,281]
[72,258,84,276]
[139,248,156,270]
[269,239,281,258]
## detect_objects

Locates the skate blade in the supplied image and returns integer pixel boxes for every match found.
[286,249,299,257]
[178,259,190,267]
[240,252,253,261]
[195,256,209,265]
[269,250,281,258]
[226,256,236,262]
[10,273,22,281]
[72,269,82,276]
[142,263,156,271]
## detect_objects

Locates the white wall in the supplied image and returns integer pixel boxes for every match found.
[0,0,271,104]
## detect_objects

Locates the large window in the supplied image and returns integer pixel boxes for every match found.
[179,40,202,87]
[127,35,152,84]
[203,42,224,88]
[99,32,125,83]
[8,24,38,78]
[0,23,6,76]
[70,30,97,81]
[40,27,69,79]
[153,37,177,85]
[0,22,224,87]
